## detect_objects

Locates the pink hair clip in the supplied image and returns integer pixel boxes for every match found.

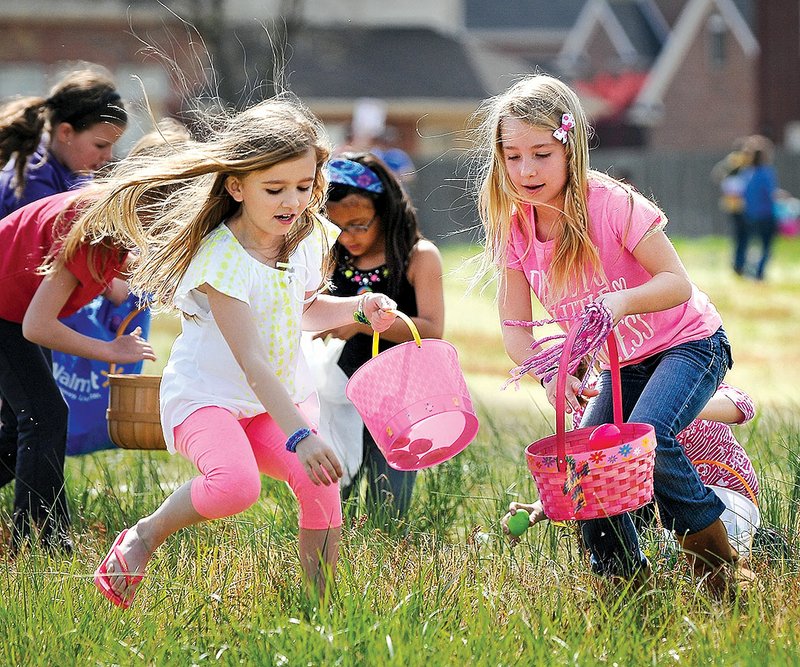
[552,113,575,144]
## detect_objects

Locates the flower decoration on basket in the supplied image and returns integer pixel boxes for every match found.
[508,303,657,522]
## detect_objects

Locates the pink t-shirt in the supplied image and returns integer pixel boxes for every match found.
[506,179,723,367]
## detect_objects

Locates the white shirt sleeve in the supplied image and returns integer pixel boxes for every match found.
[174,227,252,315]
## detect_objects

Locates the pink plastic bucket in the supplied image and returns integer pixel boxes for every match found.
[525,325,656,521]
[345,311,479,471]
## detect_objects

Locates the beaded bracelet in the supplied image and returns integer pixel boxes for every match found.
[353,296,370,325]
[285,427,313,453]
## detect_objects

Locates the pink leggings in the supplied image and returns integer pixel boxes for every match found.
[173,403,342,530]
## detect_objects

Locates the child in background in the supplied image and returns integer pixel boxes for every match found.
[0,64,127,216]
[0,66,131,463]
[126,117,192,158]
[320,154,444,522]
[678,383,758,498]
[711,137,751,276]
[503,383,759,539]
[89,97,396,608]
[475,73,751,597]
[741,135,780,281]
[0,190,155,553]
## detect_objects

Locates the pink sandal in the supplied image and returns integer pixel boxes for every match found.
[93,529,145,609]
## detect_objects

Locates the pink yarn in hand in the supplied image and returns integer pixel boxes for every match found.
[502,302,614,391]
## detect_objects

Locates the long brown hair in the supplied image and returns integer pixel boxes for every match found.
[65,95,331,311]
[327,152,422,298]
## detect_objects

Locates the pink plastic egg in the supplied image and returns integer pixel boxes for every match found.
[387,450,421,470]
[588,423,623,449]
[408,438,433,455]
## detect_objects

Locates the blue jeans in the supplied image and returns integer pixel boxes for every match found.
[748,215,777,280]
[578,328,731,578]
[729,212,749,275]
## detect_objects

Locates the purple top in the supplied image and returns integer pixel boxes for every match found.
[0,146,89,218]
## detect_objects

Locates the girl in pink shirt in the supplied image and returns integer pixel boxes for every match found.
[477,74,751,597]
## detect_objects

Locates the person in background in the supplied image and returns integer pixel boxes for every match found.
[0,66,130,533]
[741,135,779,281]
[0,188,155,554]
[711,137,751,276]
[320,154,443,524]
[369,127,416,184]
[0,64,127,217]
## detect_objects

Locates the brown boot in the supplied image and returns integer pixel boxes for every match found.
[676,519,754,599]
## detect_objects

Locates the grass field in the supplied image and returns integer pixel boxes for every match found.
[0,235,798,665]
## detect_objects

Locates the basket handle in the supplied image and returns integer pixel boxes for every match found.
[554,321,622,472]
[692,458,758,506]
[108,305,149,375]
[371,309,422,358]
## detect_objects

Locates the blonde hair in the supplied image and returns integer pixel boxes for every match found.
[126,117,192,158]
[474,74,608,303]
[62,95,331,311]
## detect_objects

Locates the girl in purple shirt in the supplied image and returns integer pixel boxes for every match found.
[0,65,127,217]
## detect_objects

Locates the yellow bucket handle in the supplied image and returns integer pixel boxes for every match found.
[371,309,422,358]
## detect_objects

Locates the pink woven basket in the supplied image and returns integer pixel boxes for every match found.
[525,323,656,521]
[346,311,479,471]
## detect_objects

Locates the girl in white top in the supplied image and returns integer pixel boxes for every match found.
[85,96,396,608]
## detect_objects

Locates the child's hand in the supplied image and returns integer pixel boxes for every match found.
[542,374,598,413]
[295,433,343,486]
[102,278,132,306]
[107,327,157,363]
[361,293,397,332]
[501,501,545,545]
[594,292,629,325]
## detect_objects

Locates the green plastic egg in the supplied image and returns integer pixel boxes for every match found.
[507,509,530,537]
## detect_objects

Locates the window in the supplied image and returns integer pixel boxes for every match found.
[707,13,727,67]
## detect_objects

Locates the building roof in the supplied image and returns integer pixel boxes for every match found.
[559,0,668,72]
[629,0,759,125]
[251,26,492,102]
[464,0,585,31]
[609,0,669,58]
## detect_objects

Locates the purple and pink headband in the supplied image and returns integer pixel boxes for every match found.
[327,158,385,194]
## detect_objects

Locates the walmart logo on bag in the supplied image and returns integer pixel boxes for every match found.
[53,361,104,401]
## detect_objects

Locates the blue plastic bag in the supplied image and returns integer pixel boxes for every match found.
[52,294,151,456]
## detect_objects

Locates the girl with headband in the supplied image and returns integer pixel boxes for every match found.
[321,154,443,525]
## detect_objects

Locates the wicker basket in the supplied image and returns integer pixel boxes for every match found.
[104,307,166,450]
[107,373,166,450]
[525,324,656,522]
